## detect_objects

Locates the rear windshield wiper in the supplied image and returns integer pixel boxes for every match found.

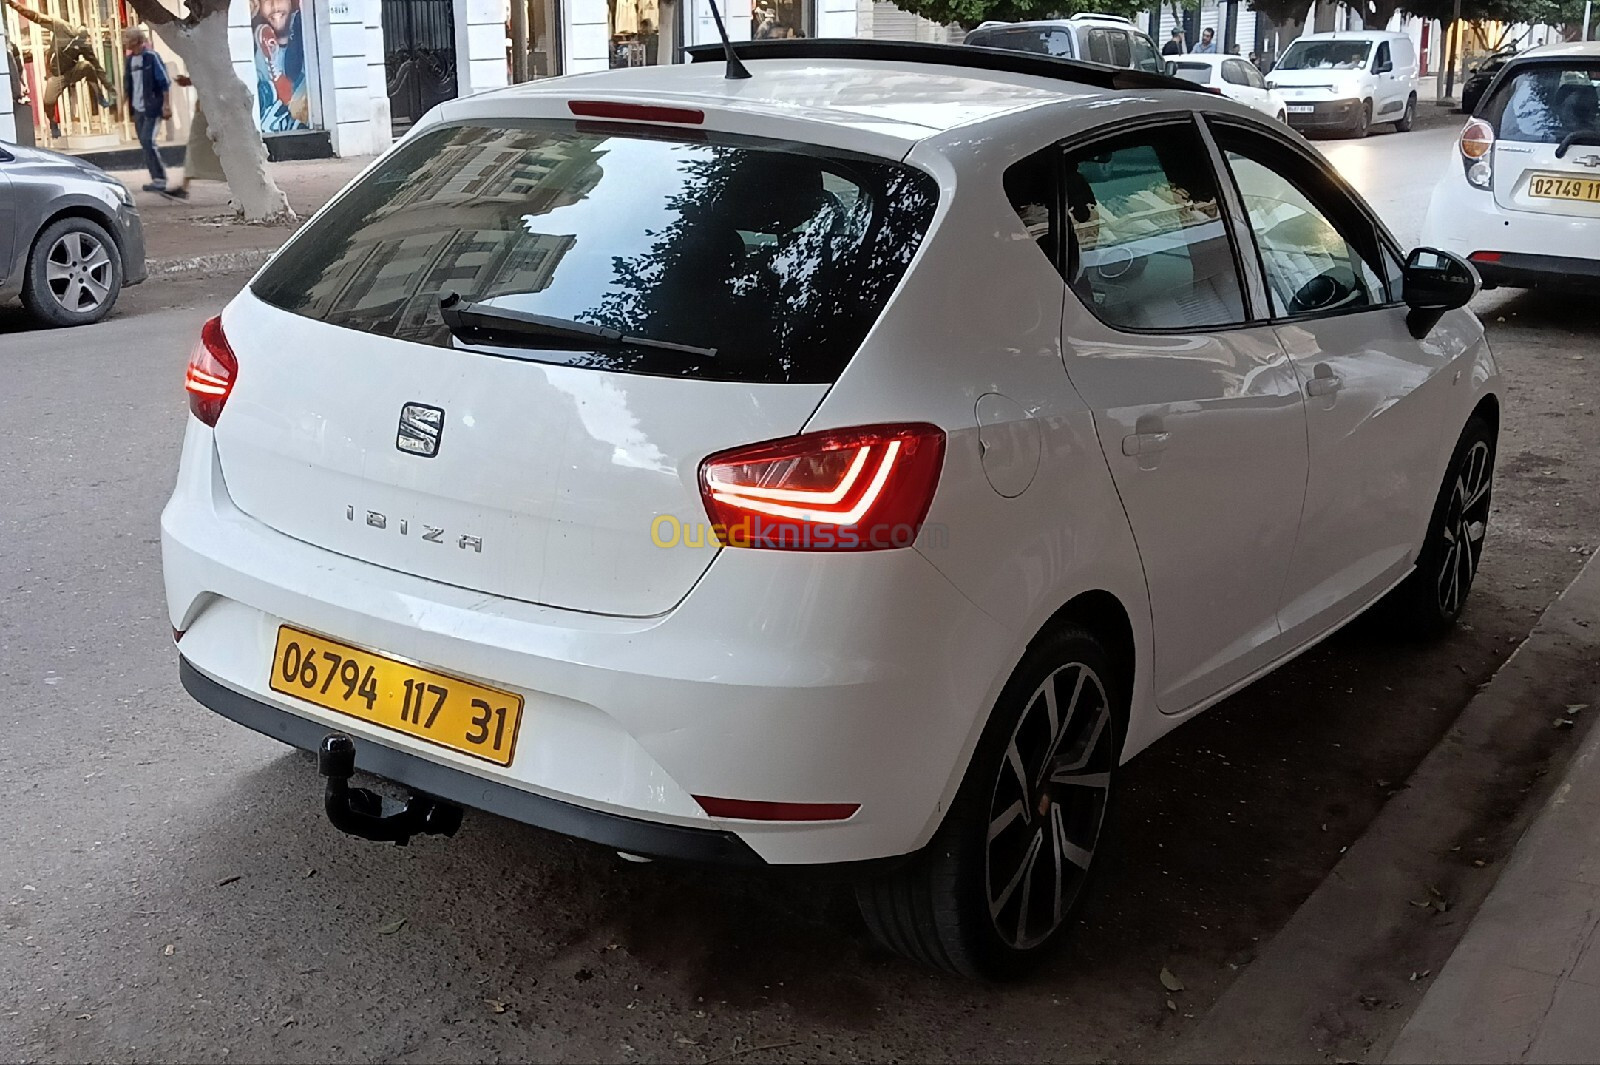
[439,293,717,359]
[1555,131,1600,159]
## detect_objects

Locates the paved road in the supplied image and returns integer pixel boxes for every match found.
[2,125,1598,1064]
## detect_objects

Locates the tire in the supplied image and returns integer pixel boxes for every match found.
[21,216,123,328]
[855,625,1124,978]
[1380,416,1496,637]
[1394,93,1417,132]
[1350,99,1372,138]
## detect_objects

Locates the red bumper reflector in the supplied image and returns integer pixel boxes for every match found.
[568,100,706,125]
[1470,251,1502,263]
[693,796,860,822]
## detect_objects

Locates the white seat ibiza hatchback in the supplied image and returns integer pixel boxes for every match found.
[163,39,1500,977]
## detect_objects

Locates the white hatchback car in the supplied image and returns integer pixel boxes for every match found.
[1421,42,1600,290]
[1170,52,1289,122]
[162,39,1500,978]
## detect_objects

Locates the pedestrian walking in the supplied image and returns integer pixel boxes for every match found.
[1194,27,1217,53]
[1161,28,1185,56]
[122,27,171,194]
[162,74,225,200]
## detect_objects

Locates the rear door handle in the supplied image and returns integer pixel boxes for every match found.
[1121,431,1170,456]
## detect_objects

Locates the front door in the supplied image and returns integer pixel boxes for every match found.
[1207,119,1465,640]
[0,171,14,283]
[382,0,459,133]
[1057,118,1310,713]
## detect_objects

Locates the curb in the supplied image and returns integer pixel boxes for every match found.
[147,249,276,278]
[1168,550,1600,1064]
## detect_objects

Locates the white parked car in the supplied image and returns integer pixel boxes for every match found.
[1170,52,1289,122]
[1267,30,1420,136]
[1421,42,1600,290]
[162,39,1499,978]
[964,13,1165,74]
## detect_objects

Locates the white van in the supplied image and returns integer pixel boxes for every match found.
[1266,30,1420,136]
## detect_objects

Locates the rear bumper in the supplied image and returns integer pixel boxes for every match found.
[161,420,1016,865]
[1284,98,1363,132]
[179,658,765,864]
[1421,172,1599,289]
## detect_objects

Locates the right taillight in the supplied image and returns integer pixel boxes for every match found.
[699,423,946,551]
[1459,118,1495,190]
[184,316,236,427]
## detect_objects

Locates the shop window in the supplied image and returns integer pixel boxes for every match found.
[751,0,807,39]
[609,0,672,67]
[4,0,128,145]
[508,0,559,81]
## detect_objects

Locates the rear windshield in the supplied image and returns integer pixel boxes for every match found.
[967,26,1074,58]
[1172,61,1215,85]
[251,122,940,384]
[1483,63,1600,142]
[1276,40,1372,71]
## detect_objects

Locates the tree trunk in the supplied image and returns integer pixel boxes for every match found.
[127,0,295,224]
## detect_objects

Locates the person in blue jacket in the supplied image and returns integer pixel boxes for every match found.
[123,27,171,192]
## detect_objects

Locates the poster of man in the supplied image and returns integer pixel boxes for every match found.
[252,0,309,132]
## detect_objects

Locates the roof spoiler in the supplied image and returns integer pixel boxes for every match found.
[684,39,1206,94]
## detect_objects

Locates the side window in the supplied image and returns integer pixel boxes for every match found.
[1004,148,1060,270]
[1211,124,1389,317]
[1222,60,1251,85]
[1085,29,1114,65]
[1130,33,1162,73]
[1373,41,1391,73]
[1107,30,1133,68]
[1244,63,1268,88]
[1061,122,1248,330]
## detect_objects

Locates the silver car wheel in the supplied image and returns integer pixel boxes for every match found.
[1437,439,1492,616]
[45,231,115,315]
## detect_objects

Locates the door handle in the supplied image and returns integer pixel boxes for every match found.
[1121,431,1171,456]
[1305,364,1343,398]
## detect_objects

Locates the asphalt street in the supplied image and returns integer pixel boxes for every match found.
[2,117,1598,1064]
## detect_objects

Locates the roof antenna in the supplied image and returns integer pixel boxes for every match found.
[705,0,752,80]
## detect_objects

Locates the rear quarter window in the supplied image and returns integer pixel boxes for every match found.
[250,122,940,384]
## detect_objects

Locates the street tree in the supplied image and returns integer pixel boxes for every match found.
[123,0,293,223]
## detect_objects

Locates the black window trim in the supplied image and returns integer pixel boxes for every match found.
[1202,113,1412,326]
[1047,111,1268,338]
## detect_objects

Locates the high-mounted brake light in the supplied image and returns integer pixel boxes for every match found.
[699,423,945,552]
[185,315,236,427]
[568,100,706,125]
[1459,118,1494,189]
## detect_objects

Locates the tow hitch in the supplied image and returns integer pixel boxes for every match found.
[317,733,464,846]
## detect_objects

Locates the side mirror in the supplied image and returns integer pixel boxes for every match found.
[1165,60,1178,77]
[1403,247,1479,337]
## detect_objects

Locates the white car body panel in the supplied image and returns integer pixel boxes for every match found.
[1171,53,1288,120]
[162,56,1500,867]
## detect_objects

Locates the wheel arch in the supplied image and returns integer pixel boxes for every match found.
[1032,589,1136,734]
[27,202,126,272]
[1470,391,1500,438]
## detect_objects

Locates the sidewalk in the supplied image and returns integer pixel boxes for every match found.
[1386,679,1600,1061]
[112,156,372,275]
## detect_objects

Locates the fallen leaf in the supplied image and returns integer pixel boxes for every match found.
[1166,998,1177,1012]
[676,1036,699,1046]
[1433,899,1449,913]
[163,944,174,956]
[1567,704,1589,715]
[485,999,508,1014]
[1555,717,1575,730]
[1159,966,1185,992]
[304,868,317,879]
[216,875,241,887]
[377,918,407,935]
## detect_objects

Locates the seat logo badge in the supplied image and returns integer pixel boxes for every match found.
[396,403,445,458]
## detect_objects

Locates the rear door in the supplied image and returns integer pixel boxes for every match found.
[1208,119,1465,640]
[221,120,940,617]
[1055,116,1309,712]
[1483,58,1600,221]
[0,170,14,283]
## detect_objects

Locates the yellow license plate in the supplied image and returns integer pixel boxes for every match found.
[1529,174,1600,203]
[270,626,524,766]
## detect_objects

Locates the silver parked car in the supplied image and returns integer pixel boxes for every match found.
[1,141,147,327]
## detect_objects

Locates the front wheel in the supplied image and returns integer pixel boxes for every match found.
[1394,93,1417,132]
[855,625,1123,978]
[1350,99,1372,138]
[1380,416,1496,635]
[21,217,122,328]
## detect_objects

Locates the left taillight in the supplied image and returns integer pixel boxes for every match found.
[699,423,946,552]
[184,315,236,427]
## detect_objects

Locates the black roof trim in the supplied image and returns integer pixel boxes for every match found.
[685,39,1206,94]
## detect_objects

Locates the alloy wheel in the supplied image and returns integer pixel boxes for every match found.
[46,231,114,315]
[985,661,1115,951]
[1437,440,1492,617]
